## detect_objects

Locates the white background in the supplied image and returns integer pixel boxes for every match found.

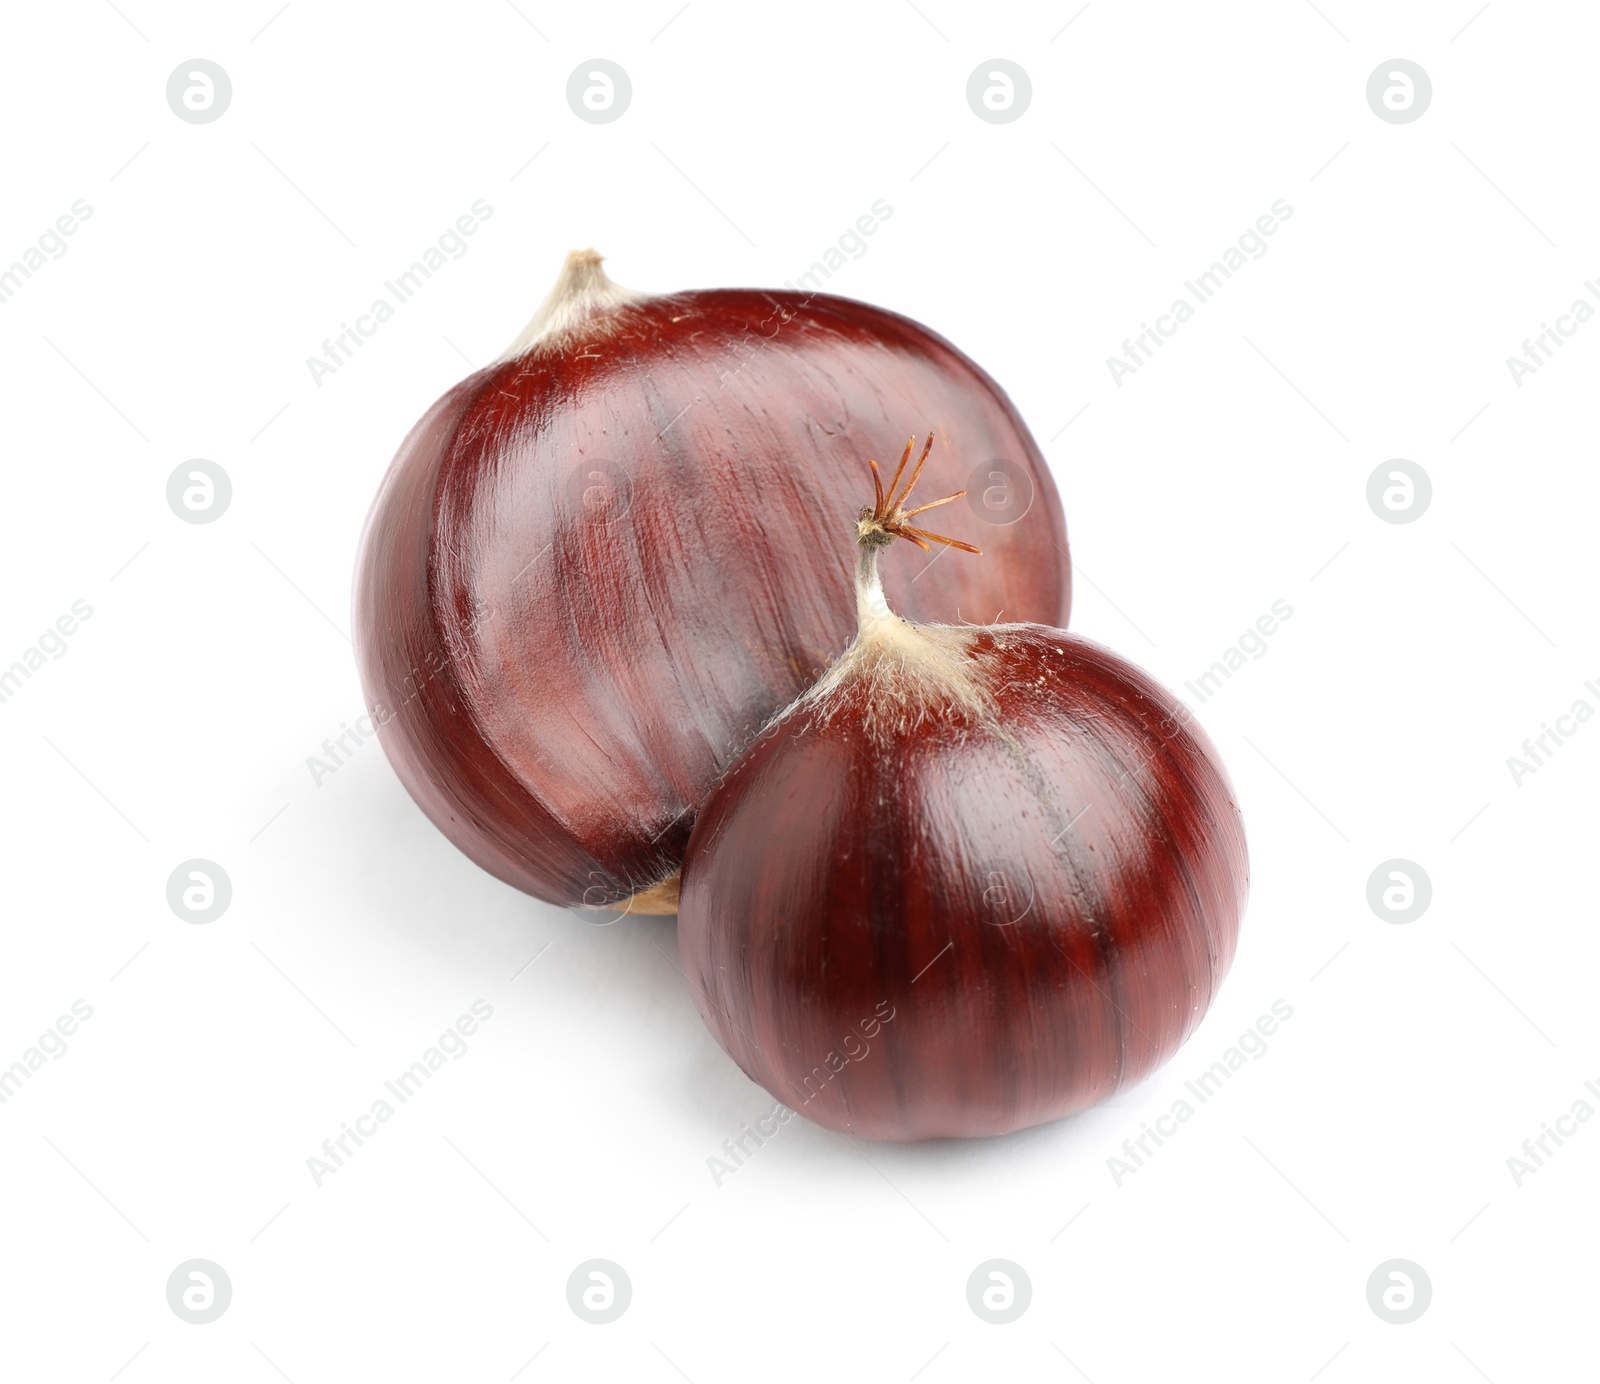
[1,2,1595,1380]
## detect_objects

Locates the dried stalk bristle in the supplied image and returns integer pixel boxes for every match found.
[857,434,981,555]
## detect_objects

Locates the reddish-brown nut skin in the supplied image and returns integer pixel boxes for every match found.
[354,289,1070,908]
[677,628,1249,1141]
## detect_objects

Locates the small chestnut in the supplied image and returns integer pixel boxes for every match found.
[678,439,1249,1139]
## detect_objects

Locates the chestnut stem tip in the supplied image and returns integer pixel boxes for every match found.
[859,433,981,555]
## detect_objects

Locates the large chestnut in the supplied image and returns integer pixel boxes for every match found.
[678,442,1248,1139]
[354,252,1069,912]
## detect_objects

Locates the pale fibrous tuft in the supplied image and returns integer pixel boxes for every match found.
[795,616,1000,742]
[498,248,652,361]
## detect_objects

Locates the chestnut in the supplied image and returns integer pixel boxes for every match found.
[353,252,1069,912]
[678,440,1248,1139]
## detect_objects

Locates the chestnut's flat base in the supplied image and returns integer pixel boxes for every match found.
[610,875,679,916]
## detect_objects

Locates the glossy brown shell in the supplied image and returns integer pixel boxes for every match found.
[677,627,1248,1140]
[354,289,1070,907]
